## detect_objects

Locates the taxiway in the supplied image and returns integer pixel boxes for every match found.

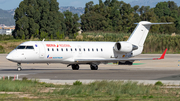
[0,54,180,85]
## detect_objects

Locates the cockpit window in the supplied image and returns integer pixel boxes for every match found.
[16,46,26,49]
[16,46,34,49]
[26,46,34,49]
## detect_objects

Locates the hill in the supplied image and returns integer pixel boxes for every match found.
[7,9,16,16]
[130,0,180,7]
[0,9,15,26]
[59,6,84,16]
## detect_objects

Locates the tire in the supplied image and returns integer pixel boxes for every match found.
[17,67,22,71]
[125,61,133,65]
[90,65,98,70]
[72,64,79,70]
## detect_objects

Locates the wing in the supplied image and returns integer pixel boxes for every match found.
[75,49,167,64]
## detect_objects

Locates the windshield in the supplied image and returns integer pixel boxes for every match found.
[16,46,26,49]
[26,46,34,49]
[16,46,34,49]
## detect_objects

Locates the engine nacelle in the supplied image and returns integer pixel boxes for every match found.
[114,42,138,53]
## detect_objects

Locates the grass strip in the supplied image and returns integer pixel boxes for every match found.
[0,78,180,100]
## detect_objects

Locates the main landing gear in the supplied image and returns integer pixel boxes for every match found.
[90,64,98,70]
[17,63,22,71]
[118,61,133,65]
[72,64,79,70]
[68,64,99,70]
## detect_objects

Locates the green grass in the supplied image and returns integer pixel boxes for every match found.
[155,81,164,86]
[53,81,152,96]
[0,94,16,99]
[0,79,180,100]
[0,79,40,92]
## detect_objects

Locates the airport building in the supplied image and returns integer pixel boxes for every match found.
[0,26,15,35]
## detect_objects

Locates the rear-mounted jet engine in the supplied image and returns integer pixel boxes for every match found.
[114,42,138,53]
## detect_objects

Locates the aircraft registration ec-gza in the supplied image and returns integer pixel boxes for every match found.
[6,21,170,71]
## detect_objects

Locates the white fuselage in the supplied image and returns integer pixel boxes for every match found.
[6,41,142,64]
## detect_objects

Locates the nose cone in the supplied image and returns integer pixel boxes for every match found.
[6,51,18,62]
[6,54,13,61]
[6,50,22,63]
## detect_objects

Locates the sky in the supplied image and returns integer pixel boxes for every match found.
[0,0,134,10]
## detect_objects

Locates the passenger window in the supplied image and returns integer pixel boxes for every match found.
[92,49,94,51]
[66,48,68,51]
[16,46,26,49]
[61,48,63,51]
[57,48,59,51]
[101,48,103,51]
[79,48,81,51]
[52,48,54,51]
[84,48,85,51]
[96,49,98,51]
[48,48,50,51]
[71,48,73,51]
[75,48,77,51]
[88,48,90,51]
[26,46,34,49]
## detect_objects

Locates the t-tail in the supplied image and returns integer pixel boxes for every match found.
[127,21,172,56]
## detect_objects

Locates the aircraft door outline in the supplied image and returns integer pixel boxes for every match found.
[38,42,46,58]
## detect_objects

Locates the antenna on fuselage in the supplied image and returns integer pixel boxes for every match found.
[42,38,45,41]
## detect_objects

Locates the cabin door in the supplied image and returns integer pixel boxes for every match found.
[38,42,46,58]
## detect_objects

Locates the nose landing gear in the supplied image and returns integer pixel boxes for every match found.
[17,63,22,71]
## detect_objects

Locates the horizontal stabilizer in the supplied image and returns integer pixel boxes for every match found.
[134,22,173,25]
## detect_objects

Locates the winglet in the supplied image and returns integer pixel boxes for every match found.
[159,48,167,59]
[153,49,167,60]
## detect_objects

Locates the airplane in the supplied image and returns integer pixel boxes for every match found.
[6,21,170,71]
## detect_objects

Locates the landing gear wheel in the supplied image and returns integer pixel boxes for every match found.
[118,61,133,65]
[90,64,98,70]
[17,67,22,71]
[72,64,79,70]
[17,63,22,71]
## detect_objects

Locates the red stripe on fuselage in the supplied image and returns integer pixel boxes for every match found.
[46,44,71,47]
